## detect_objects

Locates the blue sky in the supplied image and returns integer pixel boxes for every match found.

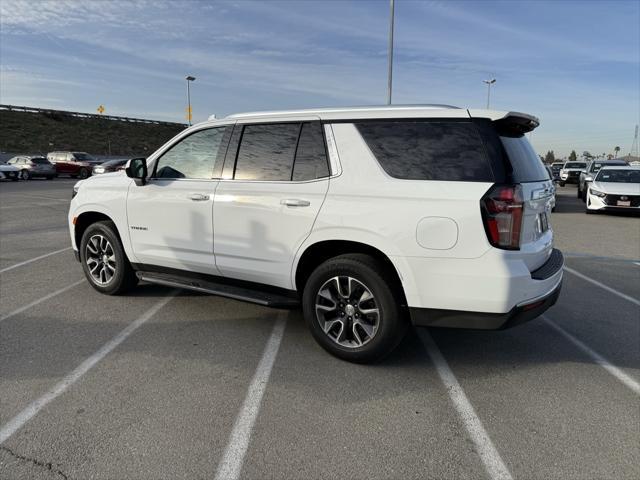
[1,0,638,158]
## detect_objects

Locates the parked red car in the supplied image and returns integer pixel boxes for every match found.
[47,151,102,178]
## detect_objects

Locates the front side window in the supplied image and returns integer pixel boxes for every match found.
[234,123,300,181]
[155,127,228,179]
[356,121,493,181]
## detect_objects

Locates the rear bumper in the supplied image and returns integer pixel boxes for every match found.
[410,280,562,329]
[408,248,564,330]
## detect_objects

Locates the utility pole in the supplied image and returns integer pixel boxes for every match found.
[483,78,496,109]
[186,75,196,126]
[387,0,395,105]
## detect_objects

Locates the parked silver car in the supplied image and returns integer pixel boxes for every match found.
[7,156,57,180]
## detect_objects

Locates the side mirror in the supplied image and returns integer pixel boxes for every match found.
[125,158,148,185]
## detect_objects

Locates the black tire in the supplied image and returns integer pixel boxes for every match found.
[302,254,407,363]
[559,181,565,187]
[46,175,54,180]
[20,169,31,180]
[577,186,582,198]
[79,168,89,179]
[80,221,138,295]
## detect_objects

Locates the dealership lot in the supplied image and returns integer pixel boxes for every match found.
[1,180,638,480]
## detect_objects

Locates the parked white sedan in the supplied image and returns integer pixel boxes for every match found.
[586,166,640,213]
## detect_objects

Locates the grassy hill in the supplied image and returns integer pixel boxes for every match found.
[0,106,186,157]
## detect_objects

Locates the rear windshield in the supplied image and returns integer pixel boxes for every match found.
[499,136,548,182]
[74,153,95,161]
[31,158,50,164]
[565,162,586,169]
[355,121,494,182]
[595,169,640,183]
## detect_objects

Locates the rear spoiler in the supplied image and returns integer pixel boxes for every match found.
[468,109,540,135]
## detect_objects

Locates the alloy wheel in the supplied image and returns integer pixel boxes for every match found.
[85,234,116,285]
[315,276,380,348]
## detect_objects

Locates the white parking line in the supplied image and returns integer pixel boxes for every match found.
[563,266,640,307]
[543,315,640,396]
[634,262,640,267]
[0,247,72,273]
[0,292,176,444]
[420,331,513,480]
[214,313,287,480]
[0,279,85,323]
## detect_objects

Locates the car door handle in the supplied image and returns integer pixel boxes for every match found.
[281,198,310,207]
[188,193,210,201]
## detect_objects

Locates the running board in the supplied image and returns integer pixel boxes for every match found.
[136,271,300,308]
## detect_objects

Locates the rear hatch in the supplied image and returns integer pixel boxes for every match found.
[474,114,554,271]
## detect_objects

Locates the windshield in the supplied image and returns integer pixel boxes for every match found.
[595,169,640,183]
[31,158,50,164]
[74,152,95,161]
[565,162,586,169]
[499,136,549,182]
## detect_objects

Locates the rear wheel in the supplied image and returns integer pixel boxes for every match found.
[302,254,407,363]
[559,181,565,187]
[80,221,138,295]
[20,169,30,180]
[78,168,89,179]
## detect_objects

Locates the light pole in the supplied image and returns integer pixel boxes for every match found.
[387,0,395,105]
[483,78,496,109]
[186,75,196,126]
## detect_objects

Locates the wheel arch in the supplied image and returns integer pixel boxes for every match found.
[74,211,119,249]
[293,239,409,306]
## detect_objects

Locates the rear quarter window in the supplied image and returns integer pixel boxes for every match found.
[355,121,494,182]
[499,136,549,182]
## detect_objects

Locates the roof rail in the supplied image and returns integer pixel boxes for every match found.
[223,104,461,120]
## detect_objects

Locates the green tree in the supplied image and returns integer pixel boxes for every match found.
[544,150,555,163]
[614,146,620,158]
[569,150,577,161]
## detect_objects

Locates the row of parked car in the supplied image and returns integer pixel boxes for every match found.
[0,151,135,181]
[548,159,639,213]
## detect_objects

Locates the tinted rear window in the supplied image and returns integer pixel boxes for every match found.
[234,123,299,181]
[499,136,549,182]
[356,121,494,181]
[31,158,49,164]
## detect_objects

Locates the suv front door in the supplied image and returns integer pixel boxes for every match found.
[213,120,330,288]
[126,125,232,275]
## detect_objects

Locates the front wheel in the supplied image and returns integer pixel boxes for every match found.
[302,254,407,363]
[80,221,138,295]
[20,169,30,180]
[559,181,565,187]
[78,168,89,179]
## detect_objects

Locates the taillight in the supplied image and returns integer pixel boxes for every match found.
[480,184,524,250]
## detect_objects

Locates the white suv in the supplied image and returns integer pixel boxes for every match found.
[69,105,563,363]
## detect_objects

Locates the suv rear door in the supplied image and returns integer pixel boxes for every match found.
[213,120,330,288]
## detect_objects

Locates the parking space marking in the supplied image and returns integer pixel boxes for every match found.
[0,279,85,323]
[634,262,640,267]
[420,331,513,480]
[543,315,640,396]
[564,266,640,307]
[0,247,72,273]
[214,313,287,480]
[0,292,177,444]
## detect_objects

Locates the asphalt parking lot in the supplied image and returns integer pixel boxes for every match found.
[1,179,638,480]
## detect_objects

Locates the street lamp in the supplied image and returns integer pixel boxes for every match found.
[483,78,496,109]
[387,0,395,105]
[185,75,196,126]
